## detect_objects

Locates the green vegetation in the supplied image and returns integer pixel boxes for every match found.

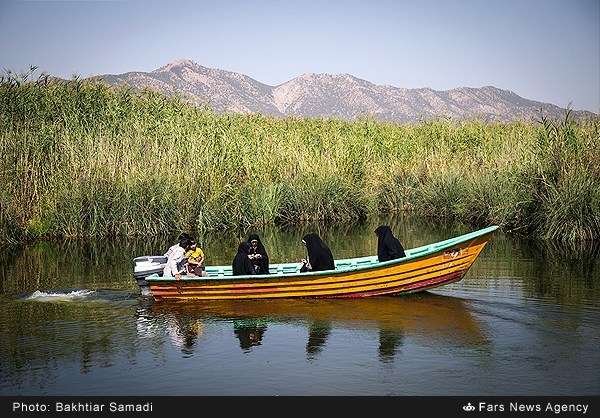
[1,70,598,245]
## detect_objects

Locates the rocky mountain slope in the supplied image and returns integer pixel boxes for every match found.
[94,59,595,122]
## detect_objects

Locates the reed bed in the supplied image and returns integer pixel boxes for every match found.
[1,71,598,244]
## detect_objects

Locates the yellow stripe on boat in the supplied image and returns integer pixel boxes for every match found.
[145,226,498,301]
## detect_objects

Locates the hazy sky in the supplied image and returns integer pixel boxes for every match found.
[1,0,598,111]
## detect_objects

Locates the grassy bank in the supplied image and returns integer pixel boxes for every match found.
[1,72,599,244]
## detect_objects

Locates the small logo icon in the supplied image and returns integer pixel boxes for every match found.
[463,403,475,412]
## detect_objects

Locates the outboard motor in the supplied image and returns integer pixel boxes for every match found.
[133,256,167,296]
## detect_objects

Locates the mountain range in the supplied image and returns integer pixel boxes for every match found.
[94,59,595,122]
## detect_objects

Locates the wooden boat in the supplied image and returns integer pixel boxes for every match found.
[142,225,498,301]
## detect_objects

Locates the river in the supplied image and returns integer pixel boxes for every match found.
[1,218,599,395]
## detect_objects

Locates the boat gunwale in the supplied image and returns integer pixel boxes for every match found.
[145,225,498,283]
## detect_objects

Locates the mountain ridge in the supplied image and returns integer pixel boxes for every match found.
[92,59,596,122]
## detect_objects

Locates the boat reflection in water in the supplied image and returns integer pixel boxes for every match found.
[142,292,487,361]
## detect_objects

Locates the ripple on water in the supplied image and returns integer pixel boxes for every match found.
[24,289,96,301]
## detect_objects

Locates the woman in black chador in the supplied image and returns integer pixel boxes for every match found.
[300,233,335,272]
[232,242,255,276]
[247,234,270,274]
[374,225,406,262]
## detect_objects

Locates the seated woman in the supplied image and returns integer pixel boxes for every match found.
[163,237,192,280]
[232,242,256,276]
[374,225,406,262]
[186,239,207,277]
[247,234,270,274]
[300,233,335,272]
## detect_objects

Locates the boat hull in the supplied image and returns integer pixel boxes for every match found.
[144,227,496,301]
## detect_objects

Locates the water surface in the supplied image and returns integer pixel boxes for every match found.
[1,219,599,395]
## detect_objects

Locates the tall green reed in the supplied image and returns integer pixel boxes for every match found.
[0,72,598,246]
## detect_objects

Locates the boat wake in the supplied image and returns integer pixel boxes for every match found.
[25,289,96,301]
[22,289,137,303]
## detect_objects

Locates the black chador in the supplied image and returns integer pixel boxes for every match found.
[375,225,406,262]
[248,234,270,274]
[301,233,335,272]
[232,242,255,276]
